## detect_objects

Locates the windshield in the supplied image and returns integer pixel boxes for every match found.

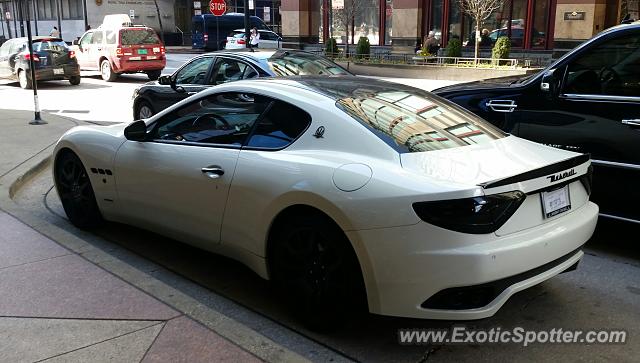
[267,51,351,76]
[334,85,506,153]
[33,40,68,52]
[120,29,161,45]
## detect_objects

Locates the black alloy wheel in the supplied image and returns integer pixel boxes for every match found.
[54,151,102,229]
[271,214,366,330]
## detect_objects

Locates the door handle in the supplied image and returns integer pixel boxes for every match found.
[621,119,640,127]
[486,100,518,113]
[201,166,224,179]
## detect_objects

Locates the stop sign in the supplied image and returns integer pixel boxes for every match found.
[209,0,226,16]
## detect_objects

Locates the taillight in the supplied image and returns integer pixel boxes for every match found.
[24,53,40,62]
[412,191,526,234]
[160,46,165,55]
[68,50,75,58]
[204,34,209,42]
[237,39,246,44]
[116,47,123,57]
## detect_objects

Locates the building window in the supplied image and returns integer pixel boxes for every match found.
[530,0,549,48]
[330,0,379,44]
[36,0,82,20]
[430,0,444,46]
[384,0,392,45]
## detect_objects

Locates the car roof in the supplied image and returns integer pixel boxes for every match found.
[202,48,310,61]
[218,76,430,102]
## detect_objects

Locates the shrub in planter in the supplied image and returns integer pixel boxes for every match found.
[445,38,462,58]
[356,36,370,59]
[492,36,511,60]
[325,38,338,57]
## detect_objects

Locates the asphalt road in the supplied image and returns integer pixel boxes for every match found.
[3,54,640,361]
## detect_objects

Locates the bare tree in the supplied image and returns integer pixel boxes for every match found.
[332,0,368,57]
[457,0,505,62]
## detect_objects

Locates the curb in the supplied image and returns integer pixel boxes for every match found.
[0,127,323,363]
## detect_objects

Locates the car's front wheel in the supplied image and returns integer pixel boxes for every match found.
[69,75,81,85]
[54,150,102,229]
[146,70,161,80]
[100,60,117,82]
[270,212,366,330]
[135,100,154,119]
[18,69,33,89]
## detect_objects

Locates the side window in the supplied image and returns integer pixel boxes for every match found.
[210,58,253,85]
[79,32,93,48]
[91,31,104,45]
[105,30,117,45]
[246,101,311,149]
[243,66,259,79]
[151,93,271,146]
[0,41,11,57]
[563,33,640,97]
[174,57,214,85]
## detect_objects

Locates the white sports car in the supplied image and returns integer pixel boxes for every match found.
[53,77,598,327]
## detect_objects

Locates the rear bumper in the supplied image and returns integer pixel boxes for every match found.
[112,58,165,73]
[34,64,80,80]
[347,201,599,319]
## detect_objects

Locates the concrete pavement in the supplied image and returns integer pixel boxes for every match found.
[0,110,323,362]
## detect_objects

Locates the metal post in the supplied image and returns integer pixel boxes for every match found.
[82,0,88,30]
[54,0,61,38]
[24,0,45,124]
[17,0,23,36]
[12,0,17,37]
[32,0,38,35]
[244,0,249,48]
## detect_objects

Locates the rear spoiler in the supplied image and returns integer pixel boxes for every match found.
[478,154,590,189]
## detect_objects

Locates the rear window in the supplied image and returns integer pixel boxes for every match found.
[32,40,68,52]
[267,51,351,76]
[120,29,160,45]
[335,88,506,153]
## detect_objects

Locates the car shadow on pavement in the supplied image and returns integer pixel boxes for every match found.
[83,74,153,84]
[1,81,111,90]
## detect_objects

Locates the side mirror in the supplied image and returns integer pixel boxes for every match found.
[124,120,147,141]
[72,39,79,45]
[540,69,560,97]
[158,75,172,85]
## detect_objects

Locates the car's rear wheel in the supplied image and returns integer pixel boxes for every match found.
[100,60,117,82]
[146,70,161,80]
[54,150,102,229]
[136,100,154,119]
[18,70,33,89]
[69,75,81,85]
[270,212,366,331]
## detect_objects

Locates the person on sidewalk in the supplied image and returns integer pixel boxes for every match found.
[50,26,60,38]
[249,27,260,51]
[423,31,439,55]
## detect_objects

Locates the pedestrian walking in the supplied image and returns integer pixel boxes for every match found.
[50,26,60,38]
[249,27,260,51]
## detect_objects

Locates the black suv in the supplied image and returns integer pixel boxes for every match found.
[0,36,80,89]
[433,22,640,224]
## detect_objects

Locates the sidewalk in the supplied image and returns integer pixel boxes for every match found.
[165,45,203,54]
[0,111,307,362]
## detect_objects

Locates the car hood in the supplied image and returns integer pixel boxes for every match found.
[432,75,526,94]
[400,136,587,193]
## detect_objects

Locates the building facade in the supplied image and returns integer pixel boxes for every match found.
[281,0,639,50]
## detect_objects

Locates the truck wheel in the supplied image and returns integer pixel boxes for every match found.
[100,60,117,82]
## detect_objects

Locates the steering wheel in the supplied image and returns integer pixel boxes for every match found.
[192,113,229,129]
[599,66,620,86]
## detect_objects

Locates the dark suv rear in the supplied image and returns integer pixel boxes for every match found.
[0,37,80,89]
[74,26,166,82]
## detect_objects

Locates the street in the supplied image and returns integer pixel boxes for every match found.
[1,54,639,361]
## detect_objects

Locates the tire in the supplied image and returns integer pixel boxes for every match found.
[69,75,81,85]
[18,69,32,89]
[270,212,366,331]
[54,151,102,229]
[146,70,161,80]
[100,60,117,82]
[135,100,154,119]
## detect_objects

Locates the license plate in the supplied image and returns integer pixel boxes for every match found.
[541,185,571,218]
[53,68,64,75]
[138,49,148,55]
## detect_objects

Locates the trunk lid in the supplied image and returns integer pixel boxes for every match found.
[401,136,592,235]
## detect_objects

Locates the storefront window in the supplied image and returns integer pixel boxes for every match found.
[385,0,393,45]
[511,0,527,48]
[330,0,379,44]
[448,2,461,41]
[531,0,549,48]
[430,0,444,45]
[476,1,511,48]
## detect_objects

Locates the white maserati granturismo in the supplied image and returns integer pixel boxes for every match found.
[53,77,598,328]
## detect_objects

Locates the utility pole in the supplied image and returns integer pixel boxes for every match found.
[23,0,45,124]
[244,0,249,48]
[32,0,38,35]
[54,0,61,38]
